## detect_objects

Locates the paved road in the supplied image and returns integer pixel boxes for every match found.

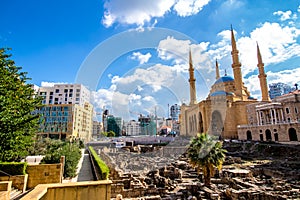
[77,153,94,182]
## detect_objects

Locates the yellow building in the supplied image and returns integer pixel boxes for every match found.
[38,102,94,142]
[180,27,270,139]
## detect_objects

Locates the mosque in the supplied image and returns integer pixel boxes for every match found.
[179,27,271,139]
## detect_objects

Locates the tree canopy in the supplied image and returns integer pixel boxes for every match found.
[187,133,227,187]
[0,48,42,162]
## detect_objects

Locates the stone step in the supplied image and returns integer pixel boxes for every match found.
[10,188,22,200]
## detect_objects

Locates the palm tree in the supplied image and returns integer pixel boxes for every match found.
[187,133,226,187]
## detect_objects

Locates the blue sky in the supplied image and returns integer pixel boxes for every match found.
[1,0,300,120]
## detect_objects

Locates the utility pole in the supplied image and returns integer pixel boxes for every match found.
[155,106,158,136]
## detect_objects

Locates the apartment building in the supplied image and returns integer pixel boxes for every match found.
[37,83,93,142]
[38,84,90,106]
[124,120,141,136]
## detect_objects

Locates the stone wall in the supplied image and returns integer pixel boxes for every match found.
[26,164,63,189]
[20,180,112,200]
[0,174,28,192]
[238,123,300,142]
[0,181,11,200]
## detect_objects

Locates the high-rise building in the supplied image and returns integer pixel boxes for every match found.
[138,116,156,135]
[170,104,180,121]
[92,121,103,139]
[38,84,90,106]
[38,102,93,142]
[103,115,123,136]
[269,82,293,99]
[36,83,94,142]
[124,120,141,136]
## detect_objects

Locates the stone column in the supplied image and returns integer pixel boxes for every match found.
[273,109,277,124]
[270,109,273,124]
[256,111,260,125]
[280,109,284,123]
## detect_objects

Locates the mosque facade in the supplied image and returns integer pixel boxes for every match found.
[179,27,269,139]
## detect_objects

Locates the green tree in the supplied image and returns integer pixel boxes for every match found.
[40,139,81,178]
[187,133,226,187]
[0,48,42,162]
[107,130,115,137]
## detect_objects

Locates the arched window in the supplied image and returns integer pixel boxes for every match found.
[246,130,252,140]
[198,112,204,133]
[211,110,223,136]
[288,128,298,141]
[265,129,272,141]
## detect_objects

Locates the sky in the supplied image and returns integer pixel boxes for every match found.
[1,0,300,121]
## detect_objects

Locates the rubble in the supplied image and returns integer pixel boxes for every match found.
[92,139,300,199]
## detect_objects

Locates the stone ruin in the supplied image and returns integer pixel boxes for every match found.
[93,139,300,200]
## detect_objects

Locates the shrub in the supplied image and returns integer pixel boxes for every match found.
[0,162,27,175]
[40,141,81,178]
[89,146,109,180]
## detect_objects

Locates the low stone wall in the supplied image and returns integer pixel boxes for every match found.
[21,180,112,200]
[26,164,62,189]
[0,174,28,192]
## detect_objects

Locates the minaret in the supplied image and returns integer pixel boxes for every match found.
[189,49,197,105]
[257,42,270,101]
[215,59,220,80]
[231,26,243,99]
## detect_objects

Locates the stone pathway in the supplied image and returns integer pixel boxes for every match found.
[63,149,94,183]
[77,153,94,182]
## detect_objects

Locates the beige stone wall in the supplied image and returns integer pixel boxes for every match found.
[238,123,300,142]
[0,174,28,192]
[21,180,112,200]
[0,181,11,200]
[26,164,62,189]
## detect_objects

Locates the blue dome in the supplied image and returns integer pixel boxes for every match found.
[210,90,234,97]
[215,76,234,84]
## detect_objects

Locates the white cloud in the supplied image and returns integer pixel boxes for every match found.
[102,0,211,27]
[157,36,212,71]
[208,23,300,76]
[143,96,155,102]
[102,0,175,27]
[298,5,300,13]
[273,10,292,21]
[239,22,300,75]
[173,0,211,17]
[111,64,177,91]
[130,52,152,64]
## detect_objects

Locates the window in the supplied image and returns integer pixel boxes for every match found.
[64,89,68,93]
[295,107,298,114]
[76,89,80,93]
[55,89,59,93]
[286,107,290,114]
[50,92,53,95]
